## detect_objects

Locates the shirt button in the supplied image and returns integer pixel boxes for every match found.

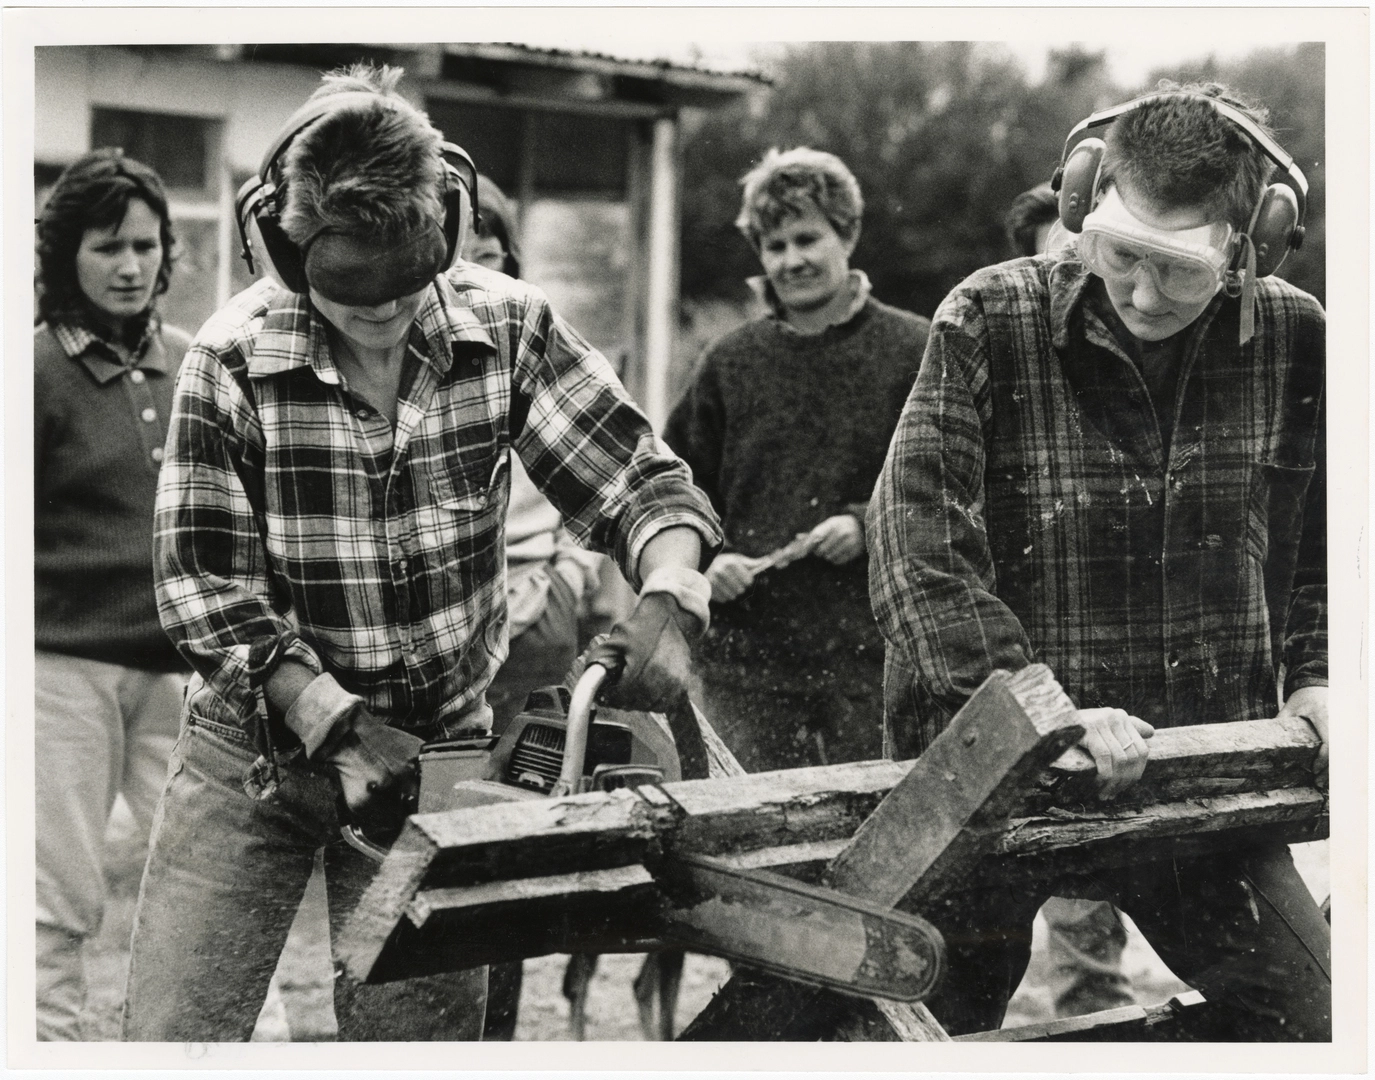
[129,370,146,384]
[1169,651,1180,667]
[355,408,370,420]
[150,446,165,463]
[141,407,157,423]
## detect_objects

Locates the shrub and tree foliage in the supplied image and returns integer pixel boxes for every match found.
[680,42,1325,318]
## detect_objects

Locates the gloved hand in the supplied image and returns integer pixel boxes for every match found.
[322,716,423,831]
[282,673,422,831]
[587,567,710,713]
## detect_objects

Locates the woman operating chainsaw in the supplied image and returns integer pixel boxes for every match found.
[122,63,720,1042]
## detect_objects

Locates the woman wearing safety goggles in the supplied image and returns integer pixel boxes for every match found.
[1077,183,1236,341]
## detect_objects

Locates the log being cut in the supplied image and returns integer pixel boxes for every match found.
[336,663,1326,1004]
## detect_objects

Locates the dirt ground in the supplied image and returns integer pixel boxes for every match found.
[81,796,1329,1041]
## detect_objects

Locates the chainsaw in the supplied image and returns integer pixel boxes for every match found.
[342,660,946,1003]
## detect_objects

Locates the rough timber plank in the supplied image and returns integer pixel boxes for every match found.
[827,665,1081,909]
[1031,715,1322,809]
[339,683,1328,991]
[685,666,1081,1042]
[364,864,665,982]
[397,787,676,891]
[956,991,1210,1042]
[334,827,441,984]
[355,713,1323,912]
[814,666,1080,1043]
[377,788,1327,981]
[707,790,1329,885]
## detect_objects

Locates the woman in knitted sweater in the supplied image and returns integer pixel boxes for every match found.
[665,148,929,772]
[33,149,190,1039]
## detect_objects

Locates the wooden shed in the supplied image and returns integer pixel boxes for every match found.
[33,42,765,424]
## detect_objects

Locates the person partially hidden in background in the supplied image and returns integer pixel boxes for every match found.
[462,174,602,1042]
[665,148,929,773]
[122,64,720,1042]
[470,175,604,739]
[1001,180,1139,1022]
[33,149,191,1040]
[870,84,1328,1038]
[470,174,687,1044]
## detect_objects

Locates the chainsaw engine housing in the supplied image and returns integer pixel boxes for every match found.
[417,685,681,813]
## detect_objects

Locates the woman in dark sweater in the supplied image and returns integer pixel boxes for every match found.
[33,149,190,1039]
[665,148,929,772]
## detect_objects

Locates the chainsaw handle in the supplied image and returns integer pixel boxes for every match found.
[340,824,389,863]
[552,662,609,797]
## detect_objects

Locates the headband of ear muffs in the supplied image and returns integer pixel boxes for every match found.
[1050,93,1308,280]
[235,91,478,297]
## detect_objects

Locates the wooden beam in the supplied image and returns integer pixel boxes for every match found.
[827,664,1081,909]
[369,787,1326,981]
[684,665,1082,1042]
[338,701,1327,985]
[1030,715,1321,810]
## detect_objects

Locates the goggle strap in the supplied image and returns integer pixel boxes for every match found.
[1238,234,1257,346]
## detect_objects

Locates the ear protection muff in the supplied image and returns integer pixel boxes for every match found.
[235,91,478,295]
[1049,93,1308,279]
[1056,137,1107,235]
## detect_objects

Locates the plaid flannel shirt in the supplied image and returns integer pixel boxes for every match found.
[869,254,1326,756]
[155,268,720,747]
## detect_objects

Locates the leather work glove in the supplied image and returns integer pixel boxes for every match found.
[283,674,423,832]
[586,566,711,714]
[323,719,424,832]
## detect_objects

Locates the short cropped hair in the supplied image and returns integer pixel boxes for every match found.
[735,147,864,249]
[35,148,176,326]
[279,63,445,245]
[1100,81,1276,231]
[474,174,522,278]
[1004,182,1059,258]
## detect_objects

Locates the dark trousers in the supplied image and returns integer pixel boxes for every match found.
[917,845,1330,1040]
[122,714,487,1041]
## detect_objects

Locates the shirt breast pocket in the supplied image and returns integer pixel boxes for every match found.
[426,445,510,515]
[1246,460,1316,562]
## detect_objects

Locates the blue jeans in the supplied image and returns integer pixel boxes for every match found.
[121,712,487,1041]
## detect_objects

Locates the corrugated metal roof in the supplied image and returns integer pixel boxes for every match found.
[445,40,772,88]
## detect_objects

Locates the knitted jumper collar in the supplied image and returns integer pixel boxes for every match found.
[747,269,872,337]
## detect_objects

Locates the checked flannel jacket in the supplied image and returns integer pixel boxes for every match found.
[154,268,720,750]
[869,254,1326,757]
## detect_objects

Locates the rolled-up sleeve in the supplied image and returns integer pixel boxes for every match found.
[510,292,722,590]
[154,345,321,737]
[867,293,1033,731]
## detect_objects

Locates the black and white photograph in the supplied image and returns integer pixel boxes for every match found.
[4,6,1367,1074]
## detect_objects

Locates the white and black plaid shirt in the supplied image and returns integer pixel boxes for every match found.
[155,267,720,747]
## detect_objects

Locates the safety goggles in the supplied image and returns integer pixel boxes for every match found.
[302,223,448,308]
[1078,186,1234,304]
